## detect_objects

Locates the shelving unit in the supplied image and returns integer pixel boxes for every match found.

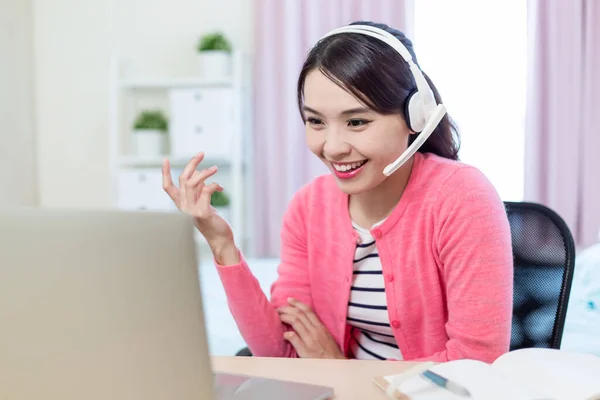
[120,77,233,90]
[116,155,235,168]
[107,51,253,255]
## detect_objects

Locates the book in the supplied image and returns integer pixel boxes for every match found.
[373,348,600,400]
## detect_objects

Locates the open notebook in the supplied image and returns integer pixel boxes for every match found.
[373,348,600,400]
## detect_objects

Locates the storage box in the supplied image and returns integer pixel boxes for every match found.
[168,87,234,159]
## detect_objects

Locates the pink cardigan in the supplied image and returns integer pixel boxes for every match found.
[216,153,514,363]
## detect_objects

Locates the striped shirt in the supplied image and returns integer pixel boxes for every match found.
[346,221,403,360]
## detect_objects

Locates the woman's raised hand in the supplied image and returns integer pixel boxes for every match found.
[162,152,239,265]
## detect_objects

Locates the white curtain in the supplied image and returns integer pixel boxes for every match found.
[525,0,600,249]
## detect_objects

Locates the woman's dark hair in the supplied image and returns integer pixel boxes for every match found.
[297,21,460,160]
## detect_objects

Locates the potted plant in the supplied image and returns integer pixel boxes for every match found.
[196,32,232,78]
[132,110,168,157]
[210,190,230,222]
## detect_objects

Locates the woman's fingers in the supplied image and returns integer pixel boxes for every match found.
[198,183,223,215]
[179,152,205,185]
[183,166,218,208]
[279,311,312,340]
[162,159,180,203]
[283,330,308,358]
[277,305,315,343]
[179,154,203,205]
[287,298,322,328]
[187,166,218,188]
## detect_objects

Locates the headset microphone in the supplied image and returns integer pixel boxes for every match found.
[315,25,447,176]
[382,105,446,176]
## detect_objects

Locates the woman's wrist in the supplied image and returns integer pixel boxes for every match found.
[210,240,240,266]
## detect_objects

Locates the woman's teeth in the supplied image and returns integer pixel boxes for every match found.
[333,160,367,172]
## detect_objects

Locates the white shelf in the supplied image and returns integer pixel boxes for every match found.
[109,50,254,256]
[120,77,233,89]
[118,155,237,168]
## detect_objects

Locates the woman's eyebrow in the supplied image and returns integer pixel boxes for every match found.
[302,106,323,116]
[302,106,371,116]
[339,107,371,116]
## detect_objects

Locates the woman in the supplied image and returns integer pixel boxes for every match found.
[162,21,513,363]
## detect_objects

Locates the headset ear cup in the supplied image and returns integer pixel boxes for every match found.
[404,91,426,133]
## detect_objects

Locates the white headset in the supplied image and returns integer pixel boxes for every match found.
[315,25,447,176]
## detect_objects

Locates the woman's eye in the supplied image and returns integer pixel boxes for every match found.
[307,117,323,125]
[348,119,370,127]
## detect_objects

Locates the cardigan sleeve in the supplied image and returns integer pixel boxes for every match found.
[414,166,514,363]
[215,186,311,358]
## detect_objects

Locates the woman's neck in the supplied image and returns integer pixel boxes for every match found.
[348,157,414,229]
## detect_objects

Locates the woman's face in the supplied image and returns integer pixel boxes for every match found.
[303,69,412,195]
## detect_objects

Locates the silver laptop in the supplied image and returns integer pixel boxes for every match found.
[0,208,333,400]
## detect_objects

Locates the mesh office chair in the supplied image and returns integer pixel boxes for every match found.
[235,201,577,356]
[505,201,575,350]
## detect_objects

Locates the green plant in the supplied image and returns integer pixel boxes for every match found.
[210,190,230,207]
[133,110,168,132]
[197,32,232,53]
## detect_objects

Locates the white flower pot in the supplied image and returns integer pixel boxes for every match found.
[197,50,231,79]
[133,129,166,157]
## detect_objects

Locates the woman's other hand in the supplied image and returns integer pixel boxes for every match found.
[277,298,346,359]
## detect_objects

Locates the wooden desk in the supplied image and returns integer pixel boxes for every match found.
[212,356,421,399]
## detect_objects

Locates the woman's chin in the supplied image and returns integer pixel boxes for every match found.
[331,173,373,195]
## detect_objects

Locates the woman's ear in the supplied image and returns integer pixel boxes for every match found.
[397,114,415,136]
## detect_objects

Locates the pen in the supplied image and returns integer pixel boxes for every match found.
[420,369,472,398]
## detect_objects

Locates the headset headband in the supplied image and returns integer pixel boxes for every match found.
[315,25,436,115]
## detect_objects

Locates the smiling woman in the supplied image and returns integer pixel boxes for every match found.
[296,23,461,228]
[297,22,460,224]
[163,21,514,363]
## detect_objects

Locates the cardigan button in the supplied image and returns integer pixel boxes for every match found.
[386,274,394,283]
[373,229,382,239]
[391,320,400,329]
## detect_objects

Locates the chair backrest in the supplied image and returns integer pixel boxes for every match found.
[504,201,576,350]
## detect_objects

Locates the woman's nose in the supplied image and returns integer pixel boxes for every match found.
[322,129,351,159]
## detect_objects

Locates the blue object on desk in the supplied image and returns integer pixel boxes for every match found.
[420,370,471,398]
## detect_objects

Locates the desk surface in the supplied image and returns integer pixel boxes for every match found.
[212,356,420,399]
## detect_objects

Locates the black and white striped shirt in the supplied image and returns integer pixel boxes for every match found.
[346,222,403,360]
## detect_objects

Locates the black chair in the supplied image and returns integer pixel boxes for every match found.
[235,347,253,357]
[234,201,576,356]
[504,201,575,350]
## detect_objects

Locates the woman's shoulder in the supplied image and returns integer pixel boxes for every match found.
[414,153,506,226]
[416,152,500,199]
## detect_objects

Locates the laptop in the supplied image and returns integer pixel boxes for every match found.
[0,208,333,400]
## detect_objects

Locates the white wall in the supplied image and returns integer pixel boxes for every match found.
[33,0,253,208]
[0,0,37,206]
